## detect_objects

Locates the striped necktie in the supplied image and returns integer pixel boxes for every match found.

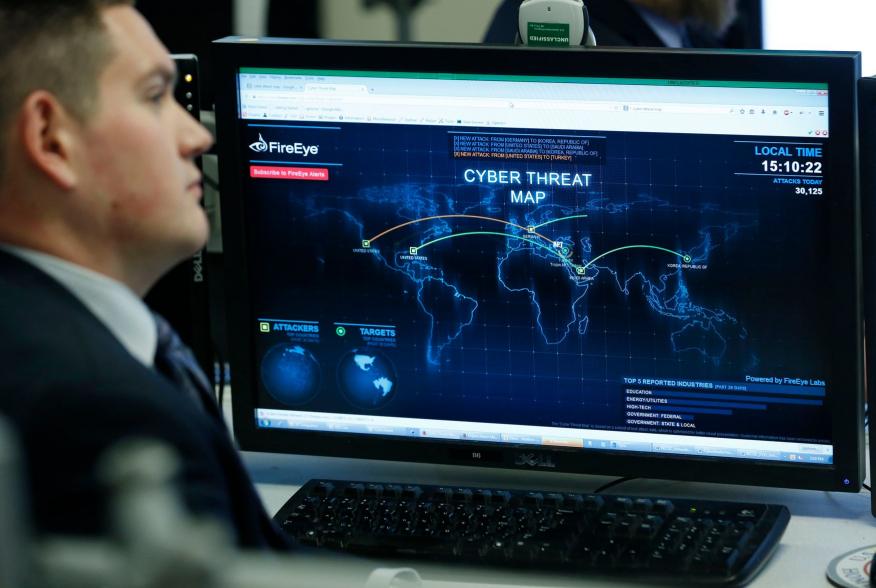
[152,312,219,419]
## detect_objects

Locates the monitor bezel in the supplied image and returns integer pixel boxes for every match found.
[858,76,876,514]
[214,38,863,492]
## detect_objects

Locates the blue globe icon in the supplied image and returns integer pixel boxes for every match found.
[260,344,321,406]
[337,348,398,409]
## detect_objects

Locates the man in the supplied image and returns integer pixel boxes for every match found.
[0,0,288,549]
[484,0,739,48]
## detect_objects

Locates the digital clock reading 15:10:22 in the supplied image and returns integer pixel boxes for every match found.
[754,144,824,175]
[761,159,823,174]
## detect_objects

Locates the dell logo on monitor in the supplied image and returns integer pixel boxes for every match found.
[515,452,556,469]
[191,249,204,283]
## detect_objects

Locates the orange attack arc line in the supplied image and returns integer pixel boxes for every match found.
[367,214,555,246]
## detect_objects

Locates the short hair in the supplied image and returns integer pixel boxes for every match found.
[0,0,135,179]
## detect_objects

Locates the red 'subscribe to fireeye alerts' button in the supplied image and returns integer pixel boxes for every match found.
[250,166,330,181]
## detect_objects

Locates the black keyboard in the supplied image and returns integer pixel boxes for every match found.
[276,479,789,585]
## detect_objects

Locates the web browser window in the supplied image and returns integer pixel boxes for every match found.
[236,68,833,465]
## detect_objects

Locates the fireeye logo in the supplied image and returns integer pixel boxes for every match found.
[249,133,268,153]
[248,133,320,157]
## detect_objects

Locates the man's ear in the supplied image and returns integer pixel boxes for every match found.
[17,91,81,190]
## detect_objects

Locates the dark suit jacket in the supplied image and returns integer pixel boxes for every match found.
[484,0,723,48]
[0,250,288,550]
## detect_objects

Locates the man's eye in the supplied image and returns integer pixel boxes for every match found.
[147,88,168,104]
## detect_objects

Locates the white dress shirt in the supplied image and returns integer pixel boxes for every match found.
[634,4,688,48]
[0,244,157,367]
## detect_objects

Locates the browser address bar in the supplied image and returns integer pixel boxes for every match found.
[247,90,735,116]
[257,90,607,110]
[511,99,732,114]
[251,91,513,109]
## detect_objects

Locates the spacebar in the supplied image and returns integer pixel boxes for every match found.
[346,534,458,556]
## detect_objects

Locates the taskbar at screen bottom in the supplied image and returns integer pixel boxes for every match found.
[254,408,833,465]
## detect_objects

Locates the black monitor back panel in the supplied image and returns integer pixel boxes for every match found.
[859,76,876,515]
[144,54,213,379]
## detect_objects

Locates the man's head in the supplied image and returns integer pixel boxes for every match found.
[632,0,739,37]
[0,0,213,295]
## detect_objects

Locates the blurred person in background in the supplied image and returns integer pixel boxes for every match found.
[485,0,741,48]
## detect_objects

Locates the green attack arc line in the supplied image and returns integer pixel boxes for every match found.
[412,234,690,276]
[413,231,576,268]
[581,245,692,271]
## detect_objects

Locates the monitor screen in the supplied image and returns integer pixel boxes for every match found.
[214,40,862,491]
[762,0,876,76]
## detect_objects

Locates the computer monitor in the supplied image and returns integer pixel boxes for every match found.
[858,76,876,514]
[213,39,862,492]
[762,0,876,76]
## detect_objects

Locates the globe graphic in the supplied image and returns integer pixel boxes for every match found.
[337,348,398,409]
[260,344,321,406]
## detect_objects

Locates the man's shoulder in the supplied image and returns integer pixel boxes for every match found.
[0,249,89,323]
[0,252,118,369]
[2,311,215,470]
[0,249,219,472]
[0,251,167,417]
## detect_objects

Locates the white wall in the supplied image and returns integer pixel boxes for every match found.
[234,0,504,42]
[762,0,875,76]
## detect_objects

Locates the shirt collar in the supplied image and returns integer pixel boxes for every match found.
[0,244,157,367]
[633,4,687,48]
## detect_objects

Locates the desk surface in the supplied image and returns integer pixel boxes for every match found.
[244,450,874,588]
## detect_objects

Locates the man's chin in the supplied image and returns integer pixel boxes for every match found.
[165,221,210,271]
[184,225,210,260]
[187,209,211,250]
